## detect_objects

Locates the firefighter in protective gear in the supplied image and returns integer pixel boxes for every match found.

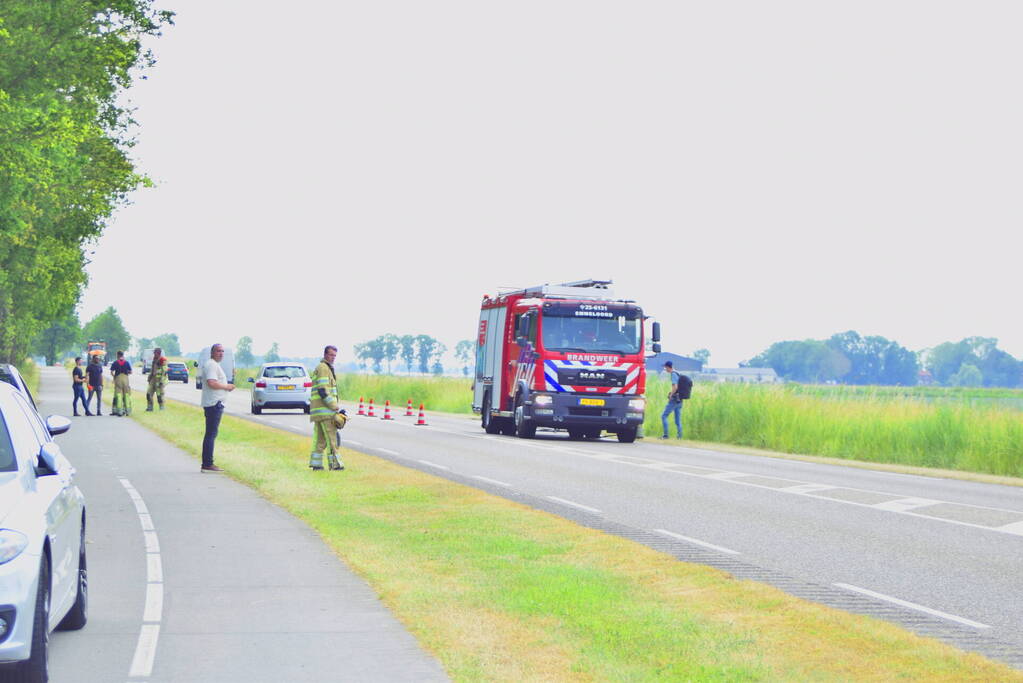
[146,347,168,411]
[309,345,344,471]
[110,350,133,416]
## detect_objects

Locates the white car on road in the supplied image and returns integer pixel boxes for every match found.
[0,383,86,682]
[250,363,312,414]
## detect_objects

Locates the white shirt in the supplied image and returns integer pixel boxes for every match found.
[201,358,228,407]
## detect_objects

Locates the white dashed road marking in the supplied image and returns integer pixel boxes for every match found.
[547,496,600,514]
[654,528,741,555]
[834,583,990,630]
[418,459,450,470]
[470,475,512,488]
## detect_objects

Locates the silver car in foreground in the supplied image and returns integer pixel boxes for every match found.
[0,383,86,682]
[249,363,311,414]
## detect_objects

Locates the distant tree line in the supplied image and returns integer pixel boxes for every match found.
[0,2,172,363]
[30,304,188,365]
[353,334,475,375]
[744,331,1022,388]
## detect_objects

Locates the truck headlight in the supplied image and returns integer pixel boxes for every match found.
[533,394,553,407]
[628,398,646,411]
[0,530,29,565]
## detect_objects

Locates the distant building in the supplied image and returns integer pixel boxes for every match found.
[645,352,703,373]
[695,367,781,384]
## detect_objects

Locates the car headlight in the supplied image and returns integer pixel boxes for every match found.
[533,395,553,406]
[0,530,29,565]
[628,398,646,411]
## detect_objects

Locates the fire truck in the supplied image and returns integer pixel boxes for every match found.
[86,340,107,366]
[473,279,661,443]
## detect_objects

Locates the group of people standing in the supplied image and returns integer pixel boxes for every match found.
[70,348,170,416]
[67,343,348,474]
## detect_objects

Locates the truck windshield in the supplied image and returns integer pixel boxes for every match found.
[541,304,642,354]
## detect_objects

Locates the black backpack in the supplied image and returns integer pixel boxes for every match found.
[676,374,693,400]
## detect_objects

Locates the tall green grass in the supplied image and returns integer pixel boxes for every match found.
[644,377,1023,477]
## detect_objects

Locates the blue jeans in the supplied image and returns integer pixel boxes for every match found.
[87,386,102,414]
[202,402,224,467]
[72,384,88,414]
[661,399,682,438]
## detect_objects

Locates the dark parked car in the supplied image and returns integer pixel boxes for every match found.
[166,362,189,383]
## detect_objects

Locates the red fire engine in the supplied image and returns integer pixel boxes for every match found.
[473,279,661,442]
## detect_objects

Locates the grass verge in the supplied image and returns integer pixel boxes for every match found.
[123,391,1019,681]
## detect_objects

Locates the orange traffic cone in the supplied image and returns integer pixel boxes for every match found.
[381,400,394,420]
[367,398,376,417]
[405,398,414,416]
[357,396,366,416]
[414,403,428,426]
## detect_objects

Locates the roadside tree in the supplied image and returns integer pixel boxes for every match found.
[83,307,131,355]
[236,336,255,367]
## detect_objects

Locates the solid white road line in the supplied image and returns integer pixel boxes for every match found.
[377,448,400,456]
[119,477,163,679]
[834,583,990,629]
[470,475,512,488]
[653,528,741,555]
[418,459,450,470]
[128,625,161,678]
[547,496,601,514]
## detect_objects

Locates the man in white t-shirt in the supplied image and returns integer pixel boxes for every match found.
[201,343,235,472]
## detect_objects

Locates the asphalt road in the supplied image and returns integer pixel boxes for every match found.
[134,371,1023,668]
[39,369,448,683]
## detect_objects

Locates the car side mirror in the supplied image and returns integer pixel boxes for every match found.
[45,415,71,437]
[248,377,254,383]
[36,442,61,476]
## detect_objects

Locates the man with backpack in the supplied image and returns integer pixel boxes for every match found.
[660,360,692,439]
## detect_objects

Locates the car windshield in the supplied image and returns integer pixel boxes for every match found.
[263,366,307,379]
[168,363,185,370]
[0,367,15,389]
[541,305,642,354]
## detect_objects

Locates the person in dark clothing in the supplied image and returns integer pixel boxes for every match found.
[72,357,91,416]
[111,350,133,416]
[86,355,105,416]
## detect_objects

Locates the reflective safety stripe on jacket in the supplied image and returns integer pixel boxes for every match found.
[309,360,338,422]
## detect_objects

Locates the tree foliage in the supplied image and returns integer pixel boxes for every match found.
[925,337,1022,388]
[152,332,180,356]
[30,309,81,364]
[0,1,173,362]
[236,336,254,367]
[82,306,131,355]
[264,342,280,363]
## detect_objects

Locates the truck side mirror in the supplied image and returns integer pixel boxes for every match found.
[652,322,661,343]
[652,343,662,354]
[516,314,531,345]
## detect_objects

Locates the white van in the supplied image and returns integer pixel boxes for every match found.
[194,346,235,390]
[140,348,157,374]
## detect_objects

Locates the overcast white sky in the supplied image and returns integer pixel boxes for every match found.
[79,1,1023,367]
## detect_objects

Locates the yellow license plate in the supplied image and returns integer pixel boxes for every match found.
[277,385,296,391]
[579,398,605,406]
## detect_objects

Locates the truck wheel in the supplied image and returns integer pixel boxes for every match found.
[567,428,583,440]
[616,427,638,443]
[483,392,501,434]
[514,395,536,438]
